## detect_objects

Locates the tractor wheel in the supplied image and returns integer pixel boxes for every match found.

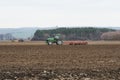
[48,42,52,45]
[56,40,63,45]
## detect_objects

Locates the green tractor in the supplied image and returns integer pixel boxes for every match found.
[46,34,63,45]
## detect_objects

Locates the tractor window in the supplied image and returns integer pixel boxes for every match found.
[55,36,59,39]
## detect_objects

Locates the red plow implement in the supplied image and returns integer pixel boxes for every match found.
[65,41,88,45]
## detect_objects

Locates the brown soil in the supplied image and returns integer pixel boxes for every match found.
[0,45,120,80]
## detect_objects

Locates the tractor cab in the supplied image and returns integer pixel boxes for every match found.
[46,34,63,45]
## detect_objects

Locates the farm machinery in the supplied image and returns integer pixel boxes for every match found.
[46,34,63,45]
[46,34,88,45]
[67,41,88,45]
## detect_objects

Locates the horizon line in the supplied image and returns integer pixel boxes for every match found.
[0,26,120,29]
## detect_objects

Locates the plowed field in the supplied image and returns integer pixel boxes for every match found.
[0,44,120,80]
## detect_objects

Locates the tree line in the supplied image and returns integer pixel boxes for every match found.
[101,31,120,40]
[0,33,15,40]
[32,27,115,41]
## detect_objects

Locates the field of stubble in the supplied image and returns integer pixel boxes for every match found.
[0,43,120,80]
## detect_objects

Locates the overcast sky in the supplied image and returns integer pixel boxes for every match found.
[0,0,120,28]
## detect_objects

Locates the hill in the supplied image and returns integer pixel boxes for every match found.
[32,27,115,40]
[0,27,119,40]
[0,28,39,39]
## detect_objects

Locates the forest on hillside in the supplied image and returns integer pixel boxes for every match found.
[32,27,116,41]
